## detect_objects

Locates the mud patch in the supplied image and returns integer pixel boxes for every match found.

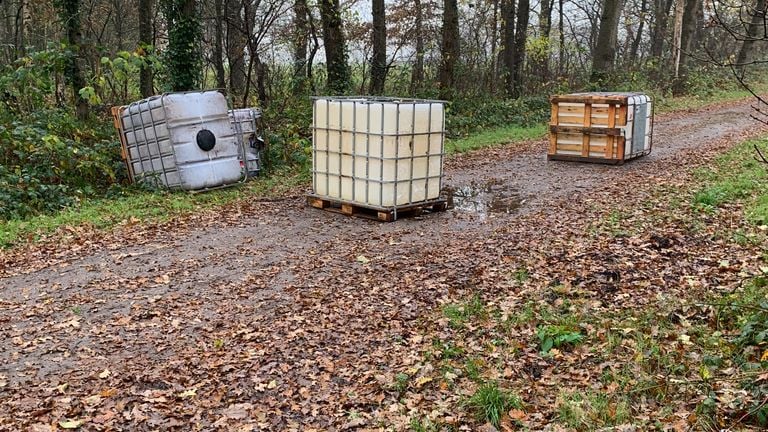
[444,179,525,220]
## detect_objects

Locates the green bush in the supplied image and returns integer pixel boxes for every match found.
[0,109,124,220]
[446,96,550,139]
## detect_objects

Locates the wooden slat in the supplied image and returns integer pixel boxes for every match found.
[306,195,448,222]
[557,145,607,154]
[617,104,628,126]
[618,137,626,159]
[307,197,329,209]
[548,154,625,165]
[110,105,134,183]
[605,104,616,159]
[549,102,559,155]
[550,125,622,136]
[581,103,592,157]
[551,96,628,105]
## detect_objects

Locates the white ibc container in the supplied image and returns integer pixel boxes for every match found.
[120,91,243,190]
[312,97,445,208]
[229,108,263,178]
[549,92,653,163]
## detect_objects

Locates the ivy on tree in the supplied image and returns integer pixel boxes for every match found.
[161,0,202,92]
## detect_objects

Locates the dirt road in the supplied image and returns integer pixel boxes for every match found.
[0,100,765,430]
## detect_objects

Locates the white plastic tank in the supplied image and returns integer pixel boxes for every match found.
[312,97,445,208]
[229,108,264,178]
[119,91,243,190]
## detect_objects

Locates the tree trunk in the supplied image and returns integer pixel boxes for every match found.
[538,0,553,81]
[672,0,701,95]
[410,0,425,93]
[293,0,309,94]
[226,0,247,101]
[139,0,155,97]
[212,0,225,90]
[319,0,349,94]
[163,0,201,92]
[511,0,530,98]
[591,0,624,85]
[56,0,89,119]
[629,0,648,65]
[488,0,500,93]
[670,0,685,76]
[735,0,767,76]
[650,0,674,66]
[439,0,459,98]
[558,0,565,75]
[13,0,27,60]
[501,0,515,94]
[540,0,553,37]
[369,0,386,95]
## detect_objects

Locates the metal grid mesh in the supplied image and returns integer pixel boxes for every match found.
[122,95,180,189]
[311,97,446,210]
[229,108,264,178]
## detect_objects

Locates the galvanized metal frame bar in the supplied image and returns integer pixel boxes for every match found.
[408,101,416,205]
[379,102,385,207]
[351,100,358,202]
[364,101,371,205]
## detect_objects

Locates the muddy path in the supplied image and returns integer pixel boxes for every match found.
[0,99,765,430]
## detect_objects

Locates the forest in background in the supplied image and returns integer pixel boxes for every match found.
[0,0,766,220]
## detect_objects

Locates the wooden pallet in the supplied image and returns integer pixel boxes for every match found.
[110,105,135,183]
[307,195,448,222]
[548,92,654,165]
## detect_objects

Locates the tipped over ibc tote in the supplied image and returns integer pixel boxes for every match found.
[229,108,265,178]
[308,97,447,220]
[548,92,653,164]
[115,90,245,190]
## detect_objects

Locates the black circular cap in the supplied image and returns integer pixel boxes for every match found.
[196,129,216,151]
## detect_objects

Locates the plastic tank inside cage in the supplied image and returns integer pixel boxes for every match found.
[118,91,244,190]
[311,97,446,208]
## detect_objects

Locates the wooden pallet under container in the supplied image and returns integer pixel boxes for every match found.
[548,92,654,165]
[307,195,448,222]
[110,105,135,182]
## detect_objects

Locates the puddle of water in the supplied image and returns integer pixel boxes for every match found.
[443,179,524,220]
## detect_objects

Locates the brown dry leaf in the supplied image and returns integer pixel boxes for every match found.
[222,403,253,420]
[508,409,526,421]
[58,419,86,429]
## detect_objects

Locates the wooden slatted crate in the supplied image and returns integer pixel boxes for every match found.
[110,105,135,183]
[548,92,654,165]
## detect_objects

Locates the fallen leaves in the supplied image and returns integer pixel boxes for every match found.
[0,103,766,430]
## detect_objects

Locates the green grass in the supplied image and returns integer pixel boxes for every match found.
[393,372,410,393]
[556,391,630,431]
[466,381,522,428]
[536,324,585,354]
[692,136,768,224]
[0,169,308,248]
[442,294,486,328]
[654,80,768,113]
[445,124,547,154]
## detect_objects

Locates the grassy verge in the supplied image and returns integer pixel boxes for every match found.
[0,169,308,248]
[445,124,547,154]
[692,136,768,225]
[655,81,768,113]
